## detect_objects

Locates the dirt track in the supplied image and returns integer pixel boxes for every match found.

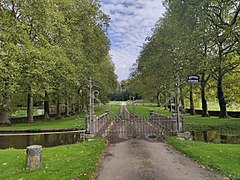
[96,139,223,180]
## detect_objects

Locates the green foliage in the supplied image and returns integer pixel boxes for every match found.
[0,138,106,179]
[130,0,240,117]
[11,108,39,118]
[0,0,118,123]
[108,80,142,101]
[166,136,240,179]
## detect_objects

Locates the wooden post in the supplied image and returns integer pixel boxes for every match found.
[26,145,42,170]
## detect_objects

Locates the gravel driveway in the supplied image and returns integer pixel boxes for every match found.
[96,139,224,180]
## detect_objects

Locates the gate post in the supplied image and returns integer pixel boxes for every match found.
[132,96,136,138]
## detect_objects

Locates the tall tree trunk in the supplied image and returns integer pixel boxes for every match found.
[82,91,88,112]
[174,80,178,113]
[217,77,228,118]
[157,90,161,107]
[27,85,34,123]
[56,97,61,119]
[179,85,185,114]
[201,73,209,117]
[65,97,69,117]
[168,91,172,111]
[164,92,168,110]
[0,92,11,124]
[44,91,50,120]
[76,89,81,114]
[72,104,76,114]
[189,84,196,115]
[76,101,80,114]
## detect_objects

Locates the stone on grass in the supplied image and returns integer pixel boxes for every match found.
[26,145,42,170]
[177,131,191,140]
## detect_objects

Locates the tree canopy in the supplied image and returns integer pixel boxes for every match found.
[0,0,118,123]
[131,0,240,117]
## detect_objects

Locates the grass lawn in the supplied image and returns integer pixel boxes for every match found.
[108,101,125,105]
[0,114,86,131]
[0,105,120,131]
[128,104,173,116]
[166,136,240,179]
[11,108,39,118]
[0,138,106,180]
[127,103,240,135]
[186,100,240,111]
[185,115,240,135]
[98,104,120,118]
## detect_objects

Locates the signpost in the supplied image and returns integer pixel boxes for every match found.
[175,76,181,133]
[188,75,200,83]
[188,75,199,116]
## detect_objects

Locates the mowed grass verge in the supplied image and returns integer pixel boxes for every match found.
[102,104,120,118]
[0,114,86,131]
[0,105,120,131]
[127,104,172,116]
[185,115,240,135]
[0,138,106,180]
[166,136,240,179]
[128,104,240,135]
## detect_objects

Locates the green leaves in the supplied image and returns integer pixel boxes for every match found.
[131,0,239,114]
[0,0,117,123]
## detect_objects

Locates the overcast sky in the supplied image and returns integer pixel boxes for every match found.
[99,0,166,81]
